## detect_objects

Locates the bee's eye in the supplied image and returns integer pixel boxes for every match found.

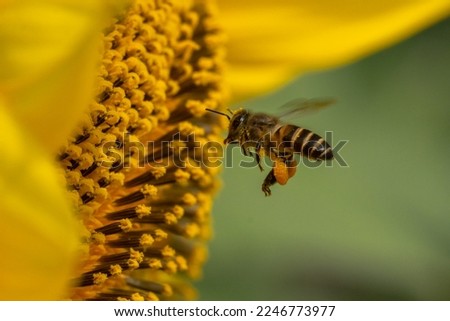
[232,118,241,127]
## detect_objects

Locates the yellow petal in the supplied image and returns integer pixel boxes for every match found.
[0,0,128,152]
[218,0,450,99]
[0,100,79,300]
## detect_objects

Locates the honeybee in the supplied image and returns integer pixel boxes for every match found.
[206,98,334,196]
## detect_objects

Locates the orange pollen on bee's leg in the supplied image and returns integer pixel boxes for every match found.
[274,159,289,185]
[274,158,298,185]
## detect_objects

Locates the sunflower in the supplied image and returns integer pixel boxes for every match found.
[0,0,448,300]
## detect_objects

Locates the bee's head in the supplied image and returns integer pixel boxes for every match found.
[205,108,249,145]
[224,109,249,144]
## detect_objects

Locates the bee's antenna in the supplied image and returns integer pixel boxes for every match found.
[205,108,231,120]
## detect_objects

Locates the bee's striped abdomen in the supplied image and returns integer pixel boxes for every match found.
[273,124,333,160]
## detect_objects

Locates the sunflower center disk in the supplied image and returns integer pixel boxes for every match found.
[59,0,227,301]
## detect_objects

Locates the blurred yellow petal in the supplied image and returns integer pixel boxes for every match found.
[0,99,79,300]
[0,0,128,152]
[218,0,450,98]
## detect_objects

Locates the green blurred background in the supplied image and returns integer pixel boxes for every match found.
[197,18,450,300]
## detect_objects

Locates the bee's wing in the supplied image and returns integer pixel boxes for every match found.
[278,97,335,120]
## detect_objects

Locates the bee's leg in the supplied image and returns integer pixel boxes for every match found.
[239,136,250,156]
[254,152,263,171]
[241,145,263,172]
[262,168,277,196]
[240,136,263,171]
[254,142,264,171]
[248,150,263,171]
[241,146,249,156]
